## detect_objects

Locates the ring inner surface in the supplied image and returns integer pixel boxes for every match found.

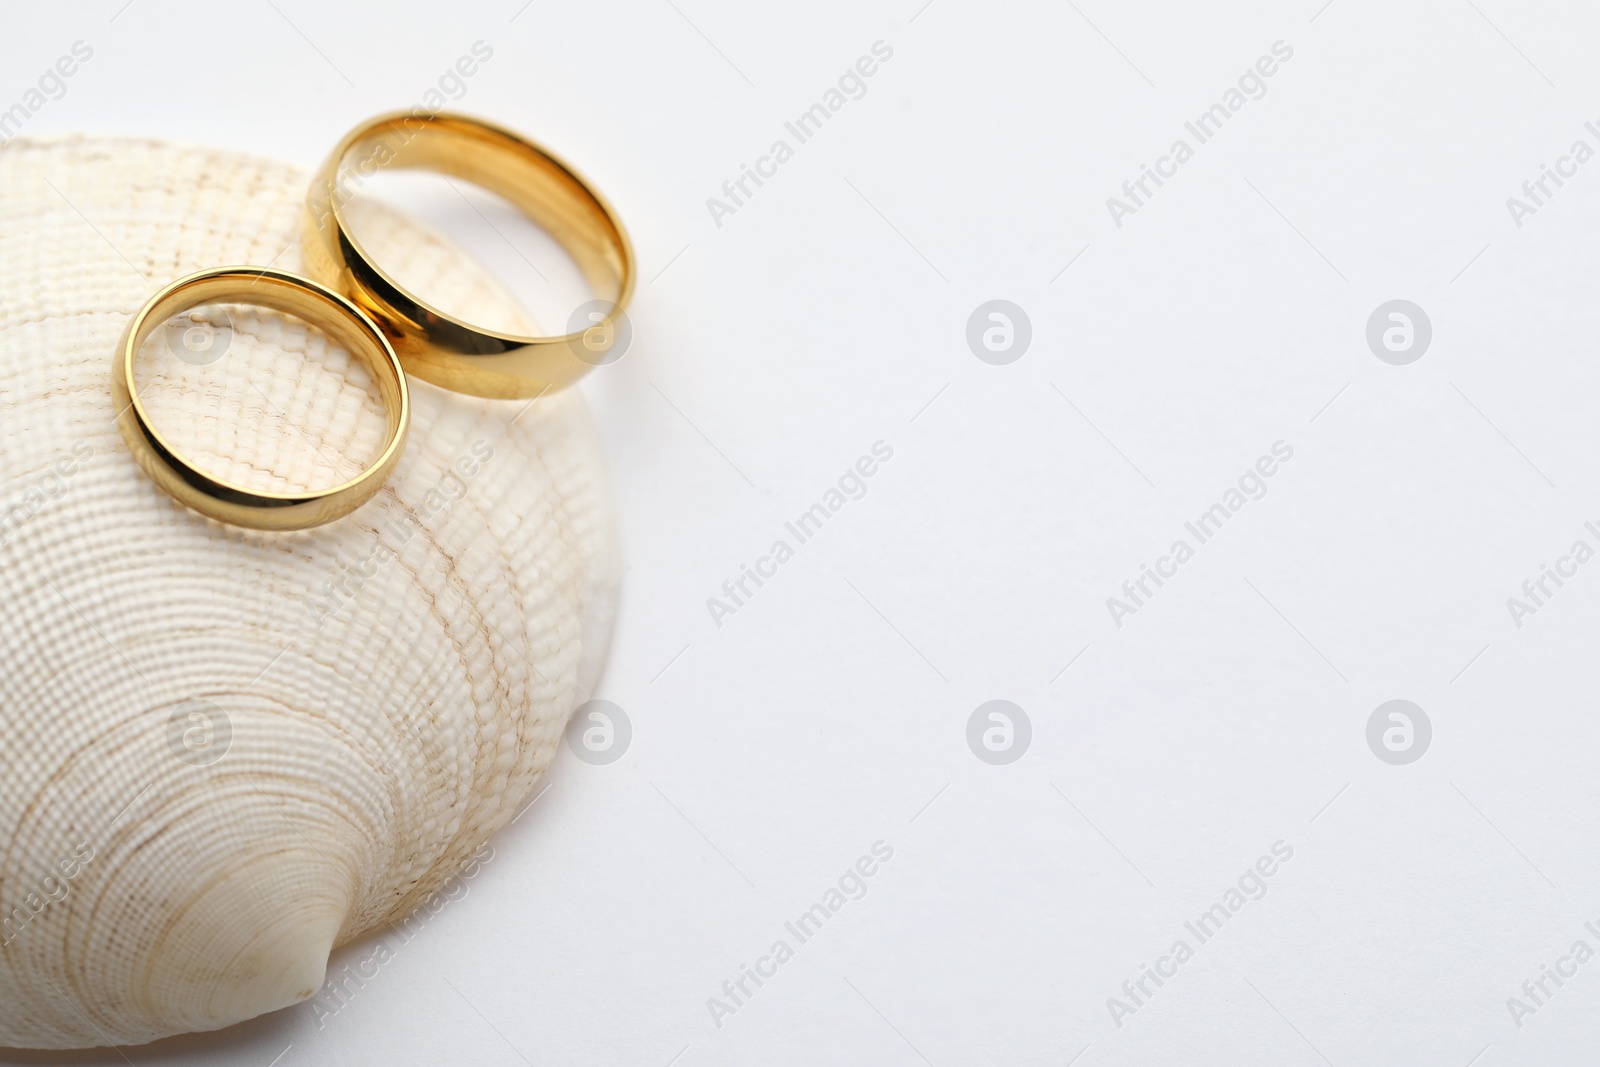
[133,273,404,440]
[334,116,627,332]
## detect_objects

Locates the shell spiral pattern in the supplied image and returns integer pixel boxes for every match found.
[0,137,621,1048]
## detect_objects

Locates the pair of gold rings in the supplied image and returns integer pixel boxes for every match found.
[113,111,635,531]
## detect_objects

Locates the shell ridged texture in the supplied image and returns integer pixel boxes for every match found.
[0,137,620,1048]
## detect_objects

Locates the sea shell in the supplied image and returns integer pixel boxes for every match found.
[0,136,621,1048]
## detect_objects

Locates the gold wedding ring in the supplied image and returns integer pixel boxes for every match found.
[304,111,636,400]
[113,267,410,531]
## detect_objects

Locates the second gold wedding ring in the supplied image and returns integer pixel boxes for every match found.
[113,267,410,531]
[304,111,636,400]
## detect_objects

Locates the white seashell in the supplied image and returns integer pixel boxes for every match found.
[0,136,621,1048]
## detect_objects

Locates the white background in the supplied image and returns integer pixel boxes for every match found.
[6,0,1600,1064]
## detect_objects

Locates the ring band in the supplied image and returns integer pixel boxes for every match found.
[303,111,636,400]
[112,267,411,531]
